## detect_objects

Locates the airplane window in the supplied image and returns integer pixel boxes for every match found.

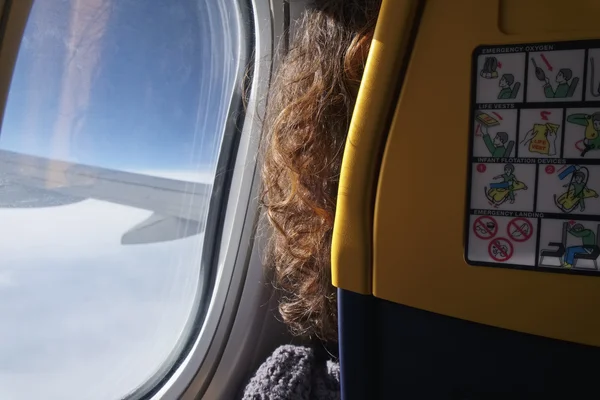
[0,1,243,399]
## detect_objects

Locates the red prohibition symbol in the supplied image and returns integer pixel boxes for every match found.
[488,238,514,262]
[476,164,487,173]
[507,218,533,243]
[473,216,498,240]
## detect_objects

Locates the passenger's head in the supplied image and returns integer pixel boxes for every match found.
[574,171,585,183]
[499,74,513,88]
[592,112,600,130]
[557,68,572,83]
[260,0,381,343]
[494,132,508,146]
[572,223,585,232]
[504,163,514,174]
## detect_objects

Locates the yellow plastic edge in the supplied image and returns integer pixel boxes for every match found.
[331,0,421,294]
[372,0,600,347]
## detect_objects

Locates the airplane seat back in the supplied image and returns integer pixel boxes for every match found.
[333,1,600,398]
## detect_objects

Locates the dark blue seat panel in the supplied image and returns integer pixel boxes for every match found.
[338,288,600,399]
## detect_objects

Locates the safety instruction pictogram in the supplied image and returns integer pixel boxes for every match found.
[488,238,514,262]
[473,216,498,240]
[466,40,600,276]
[507,217,533,242]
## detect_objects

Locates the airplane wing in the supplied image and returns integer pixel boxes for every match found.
[0,149,212,245]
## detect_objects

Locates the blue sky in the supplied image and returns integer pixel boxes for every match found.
[2,0,239,172]
[0,1,241,399]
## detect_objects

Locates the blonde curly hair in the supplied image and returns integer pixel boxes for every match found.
[260,0,381,343]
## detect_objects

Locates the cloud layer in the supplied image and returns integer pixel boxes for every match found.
[0,198,206,399]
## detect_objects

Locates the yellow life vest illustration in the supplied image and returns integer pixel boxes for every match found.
[487,180,527,203]
[528,123,559,155]
[556,187,599,210]
[584,116,599,140]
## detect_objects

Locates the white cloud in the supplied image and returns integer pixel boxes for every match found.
[0,177,209,399]
[140,169,215,184]
[0,271,16,288]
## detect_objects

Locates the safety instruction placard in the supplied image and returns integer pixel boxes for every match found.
[466,40,600,275]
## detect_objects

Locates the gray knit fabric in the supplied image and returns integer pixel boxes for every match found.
[242,345,340,400]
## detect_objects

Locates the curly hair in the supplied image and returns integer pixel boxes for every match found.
[260,0,381,343]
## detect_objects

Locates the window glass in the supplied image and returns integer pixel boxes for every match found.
[0,1,241,399]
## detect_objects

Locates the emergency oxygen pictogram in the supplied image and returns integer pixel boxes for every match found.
[466,40,600,275]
